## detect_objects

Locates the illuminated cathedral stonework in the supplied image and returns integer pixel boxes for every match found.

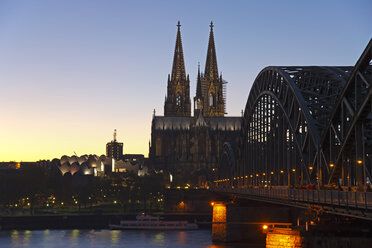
[149,22,241,185]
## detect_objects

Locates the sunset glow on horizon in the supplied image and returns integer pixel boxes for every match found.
[0,0,370,161]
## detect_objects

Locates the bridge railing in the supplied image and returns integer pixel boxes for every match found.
[215,187,372,210]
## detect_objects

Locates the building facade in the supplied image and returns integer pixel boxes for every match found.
[149,22,241,185]
[106,129,123,160]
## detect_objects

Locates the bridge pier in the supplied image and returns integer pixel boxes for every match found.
[266,228,303,248]
[211,200,301,243]
[212,202,261,243]
[266,224,372,248]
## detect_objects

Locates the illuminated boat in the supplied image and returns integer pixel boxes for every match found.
[109,214,198,230]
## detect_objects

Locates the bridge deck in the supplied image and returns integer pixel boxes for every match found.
[214,187,372,220]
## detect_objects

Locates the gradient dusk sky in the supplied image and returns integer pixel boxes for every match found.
[0,0,371,161]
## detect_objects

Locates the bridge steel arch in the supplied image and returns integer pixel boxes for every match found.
[240,66,352,187]
[318,40,372,188]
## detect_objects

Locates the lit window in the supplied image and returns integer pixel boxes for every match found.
[176,95,181,106]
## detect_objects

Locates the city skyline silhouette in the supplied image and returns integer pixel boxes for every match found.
[0,0,370,161]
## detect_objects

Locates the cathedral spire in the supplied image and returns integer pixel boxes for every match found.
[194,62,204,116]
[204,21,219,81]
[164,21,191,117]
[196,62,202,98]
[171,21,186,81]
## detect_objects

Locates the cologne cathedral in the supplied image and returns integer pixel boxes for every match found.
[149,22,241,185]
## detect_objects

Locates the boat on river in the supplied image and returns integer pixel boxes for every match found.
[109,214,198,230]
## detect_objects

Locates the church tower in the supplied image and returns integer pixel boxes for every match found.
[164,21,191,117]
[195,22,225,117]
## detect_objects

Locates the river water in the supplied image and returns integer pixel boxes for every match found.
[0,229,263,248]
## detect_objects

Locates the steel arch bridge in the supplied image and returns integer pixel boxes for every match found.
[216,40,372,190]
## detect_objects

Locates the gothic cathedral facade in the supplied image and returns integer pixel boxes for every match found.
[149,22,241,186]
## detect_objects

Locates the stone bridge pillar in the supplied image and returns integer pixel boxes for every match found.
[211,202,267,243]
[211,200,301,243]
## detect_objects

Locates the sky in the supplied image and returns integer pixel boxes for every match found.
[0,0,371,161]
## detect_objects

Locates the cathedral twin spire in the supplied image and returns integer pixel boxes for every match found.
[164,21,191,117]
[171,21,186,82]
[204,22,219,81]
[164,21,225,118]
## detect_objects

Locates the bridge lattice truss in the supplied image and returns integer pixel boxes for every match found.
[219,40,372,188]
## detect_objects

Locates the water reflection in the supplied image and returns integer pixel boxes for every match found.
[152,232,165,245]
[22,230,32,246]
[69,229,80,247]
[110,230,120,244]
[0,229,259,248]
[10,230,19,247]
[178,231,187,244]
[71,229,79,239]
[10,230,19,239]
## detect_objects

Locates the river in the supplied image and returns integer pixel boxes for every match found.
[0,229,264,248]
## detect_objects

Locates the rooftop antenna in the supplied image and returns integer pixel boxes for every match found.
[113,129,117,142]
